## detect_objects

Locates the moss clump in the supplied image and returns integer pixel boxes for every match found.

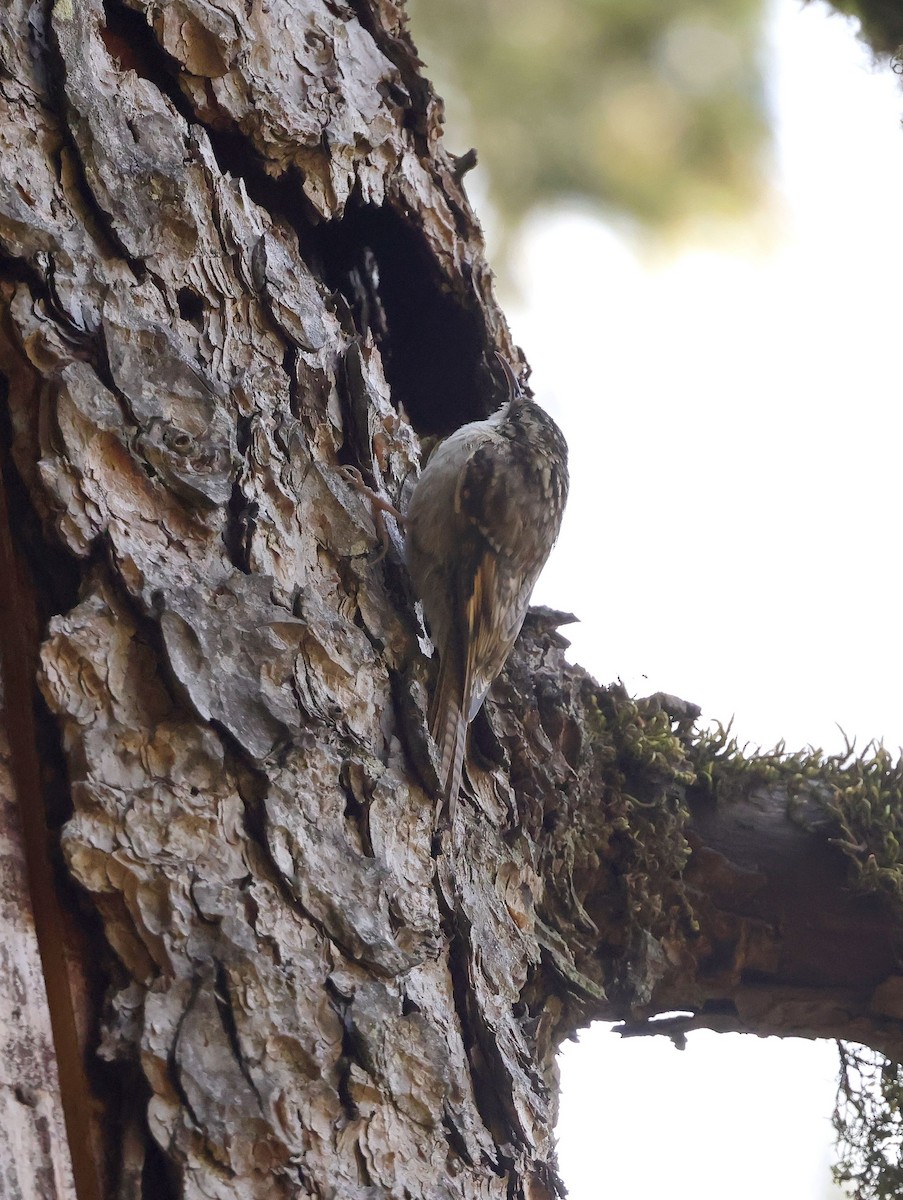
[579,691,903,933]
[822,742,903,912]
[690,722,903,916]
[580,685,697,950]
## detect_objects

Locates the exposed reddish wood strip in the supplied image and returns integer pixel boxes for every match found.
[0,454,105,1200]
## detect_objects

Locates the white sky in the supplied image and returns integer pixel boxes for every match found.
[517,0,903,759]
[499,0,903,1196]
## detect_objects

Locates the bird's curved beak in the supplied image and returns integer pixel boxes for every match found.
[494,351,525,408]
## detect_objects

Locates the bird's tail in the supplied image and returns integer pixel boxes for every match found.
[430,654,467,819]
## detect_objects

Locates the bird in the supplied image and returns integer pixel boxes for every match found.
[405,354,569,816]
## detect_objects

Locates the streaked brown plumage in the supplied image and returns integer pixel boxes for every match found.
[406,357,569,812]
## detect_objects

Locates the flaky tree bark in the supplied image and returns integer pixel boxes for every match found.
[2,1,902,1198]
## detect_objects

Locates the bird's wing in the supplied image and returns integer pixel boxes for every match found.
[454,433,539,722]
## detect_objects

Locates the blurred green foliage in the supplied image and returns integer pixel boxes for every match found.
[408,0,902,233]
[408,0,771,230]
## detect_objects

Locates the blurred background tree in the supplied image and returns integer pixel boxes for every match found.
[407,0,901,235]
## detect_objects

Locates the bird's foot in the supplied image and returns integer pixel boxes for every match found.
[338,465,406,561]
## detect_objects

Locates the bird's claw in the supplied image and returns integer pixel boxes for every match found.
[337,464,406,560]
[338,465,366,488]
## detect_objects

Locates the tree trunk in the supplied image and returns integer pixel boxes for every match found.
[2,1,901,1198]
